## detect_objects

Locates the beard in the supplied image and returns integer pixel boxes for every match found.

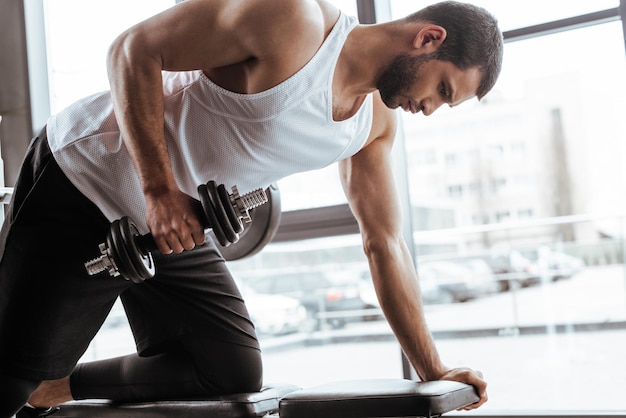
[377,53,433,109]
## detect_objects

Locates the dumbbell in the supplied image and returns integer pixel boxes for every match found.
[84,180,268,283]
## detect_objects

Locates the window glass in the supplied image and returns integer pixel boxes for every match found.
[390,0,620,32]
[402,22,626,227]
[277,164,348,211]
[43,0,175,113]
[332,0,358,17]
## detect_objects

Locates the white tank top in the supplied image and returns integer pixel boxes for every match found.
[47,12,372,233]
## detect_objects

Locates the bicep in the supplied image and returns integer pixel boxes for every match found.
[341,141,402,239]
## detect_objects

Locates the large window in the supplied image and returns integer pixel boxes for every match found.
[39,0,626,414]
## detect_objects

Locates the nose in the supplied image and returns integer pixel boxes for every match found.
[422,98,444,116]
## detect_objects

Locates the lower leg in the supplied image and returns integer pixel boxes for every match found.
[15,349,200,407]
[70,351,210,402]
[68,339,262,402]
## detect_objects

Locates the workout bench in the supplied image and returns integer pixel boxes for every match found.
[53,379,479,417]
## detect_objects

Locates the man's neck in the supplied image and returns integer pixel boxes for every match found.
[335,23,403,99]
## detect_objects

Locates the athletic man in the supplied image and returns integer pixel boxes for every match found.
[0,1,503,416]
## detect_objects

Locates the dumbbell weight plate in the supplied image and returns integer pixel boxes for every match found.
[216,183,282,261]
[198,183,229,246]
[107,219,142,283]
[118,216,155,282]
[217,183,244,234]
[207,180,240,243]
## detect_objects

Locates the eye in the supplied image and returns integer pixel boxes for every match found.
[439,83,448,99]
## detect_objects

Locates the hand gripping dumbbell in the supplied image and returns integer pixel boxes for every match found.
[84,181,268,283]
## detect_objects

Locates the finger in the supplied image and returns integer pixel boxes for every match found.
[191,226,206,246]
[167,241,185,254]
[454,370,487,410]
[461,389,488,410]
[178,219,206,250]
[155,236,174,255]
[467,369,487,392]
[162,216,198,253]
[149,223,176,255]
[472,381,488,408]
[180,232,200,251]
[163,231,186,254]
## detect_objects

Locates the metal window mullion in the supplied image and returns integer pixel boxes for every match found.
[503,7,621,43]
[356,0,376,24]
[621,0,626,56]
[23,0,50,135]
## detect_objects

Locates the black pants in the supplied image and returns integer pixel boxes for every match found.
[0,131,262,413]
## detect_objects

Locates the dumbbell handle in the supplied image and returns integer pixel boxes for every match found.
[133,232,159,254]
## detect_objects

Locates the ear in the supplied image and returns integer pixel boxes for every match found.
[412,25,447,53]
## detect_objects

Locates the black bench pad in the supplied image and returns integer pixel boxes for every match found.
[279,378,479,418]
[53,383,300,418]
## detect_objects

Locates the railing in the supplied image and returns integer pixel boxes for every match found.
[270,213,626,342]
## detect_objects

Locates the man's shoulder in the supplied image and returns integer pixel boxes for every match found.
[240,0,339,59]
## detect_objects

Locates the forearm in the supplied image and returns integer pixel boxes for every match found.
[342,103,487,405]
[106,31,177,197]
[365,237,447,381]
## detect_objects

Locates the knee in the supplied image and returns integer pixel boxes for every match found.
[195,345,263,395]
[214,348,263,394]
[228,350,263,393]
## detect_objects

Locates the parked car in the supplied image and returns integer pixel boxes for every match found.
[466,251,541,291]
[417,260,500,303]
[239,286,308,336]
[244,270,369,329]
[520,246,586,282]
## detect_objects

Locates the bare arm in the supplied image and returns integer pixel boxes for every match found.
[339,95,445,380]
[339,93,488,409]
[107,20,194,254]
[106,0,319,253]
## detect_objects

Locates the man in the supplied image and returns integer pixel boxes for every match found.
[0,0,503,416]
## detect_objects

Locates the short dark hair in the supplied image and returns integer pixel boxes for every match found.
[405,1,504,99]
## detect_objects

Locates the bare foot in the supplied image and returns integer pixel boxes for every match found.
[28,376,73,408]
